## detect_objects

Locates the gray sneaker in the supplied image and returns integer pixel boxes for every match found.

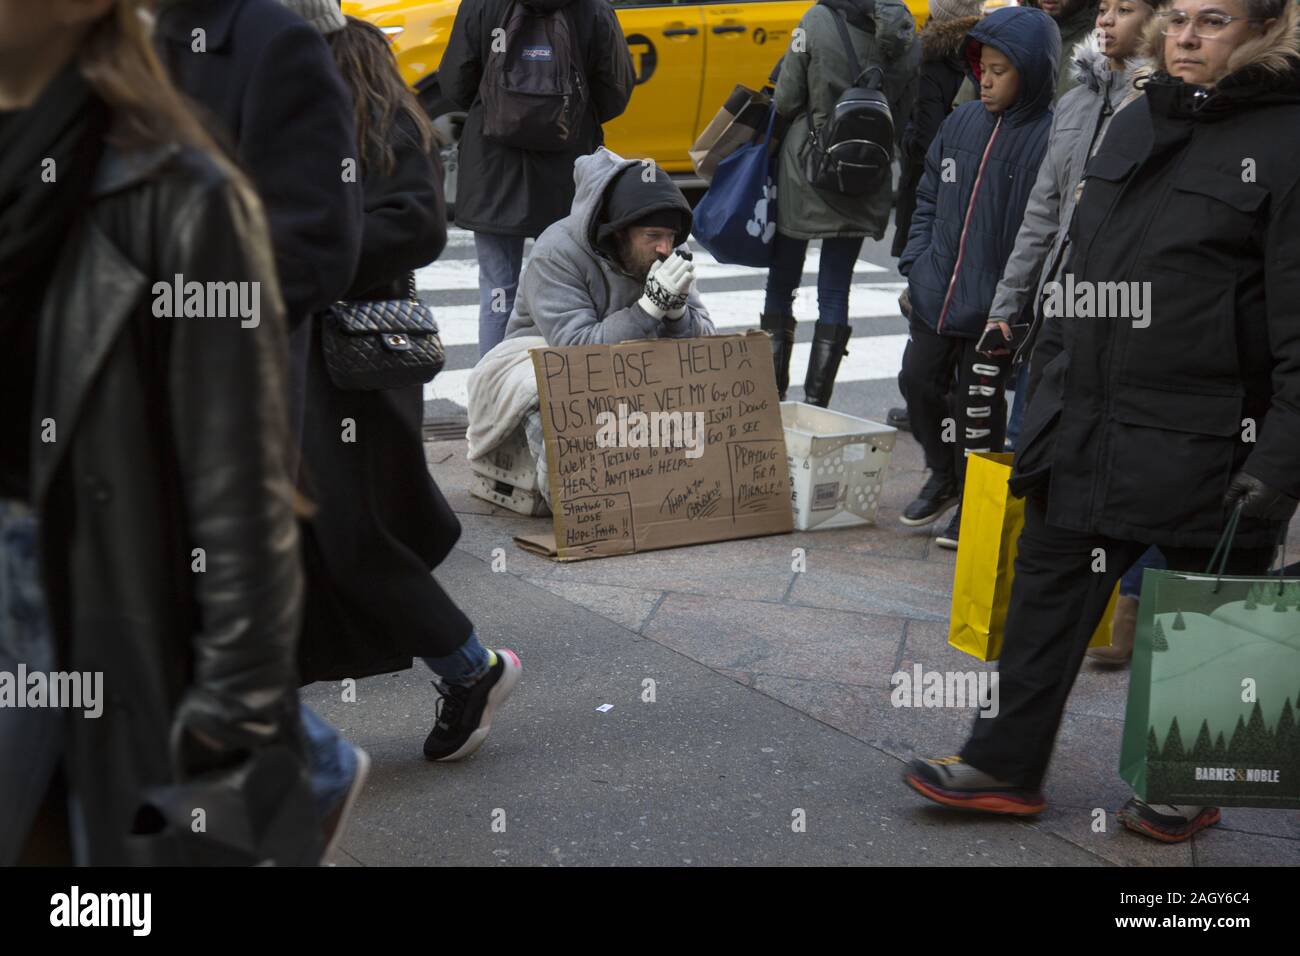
[904,755,1046,815]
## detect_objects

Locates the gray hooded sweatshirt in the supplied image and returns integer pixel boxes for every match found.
[503,149,715,346]
[988,35,1147,330]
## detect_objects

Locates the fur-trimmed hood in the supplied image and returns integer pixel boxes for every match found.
[1070,31,1152,104]
[921,14,980,62]
[1142,0,1300,86]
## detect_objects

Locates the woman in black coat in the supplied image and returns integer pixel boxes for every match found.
[299,17,522,770]
[2,0,310,864]
[906,0,1300,843]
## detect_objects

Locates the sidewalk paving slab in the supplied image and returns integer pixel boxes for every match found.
[309,434,1300,866]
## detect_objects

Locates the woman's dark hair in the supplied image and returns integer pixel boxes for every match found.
[328,16,437,176]
[79,0,218,153]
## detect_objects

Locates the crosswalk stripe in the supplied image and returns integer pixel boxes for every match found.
[417,243,887,291]
[429,282,905,348]
[425,332,910,407]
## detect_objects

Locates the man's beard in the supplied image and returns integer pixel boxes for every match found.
[617,237,662,284]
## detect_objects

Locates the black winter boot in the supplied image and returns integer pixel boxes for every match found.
[803,322,851,408]
[759,313,796,400]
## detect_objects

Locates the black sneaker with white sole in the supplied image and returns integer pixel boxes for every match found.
[935,506,961,550]
[899,472,958,526]
[424,649,522,762]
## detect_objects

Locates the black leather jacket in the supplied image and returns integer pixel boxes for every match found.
[30,141,305,863]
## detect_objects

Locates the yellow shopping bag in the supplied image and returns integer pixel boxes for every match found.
[947,452,1116,661]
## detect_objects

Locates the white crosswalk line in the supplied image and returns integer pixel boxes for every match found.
[429,282,905,347]
[442,228,481,249]
[415,244,886,291]
[424,332,910,407]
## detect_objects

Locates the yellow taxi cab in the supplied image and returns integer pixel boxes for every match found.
[343,0,929,180]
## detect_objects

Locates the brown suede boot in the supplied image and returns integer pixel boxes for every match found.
[1087,594,1137,665]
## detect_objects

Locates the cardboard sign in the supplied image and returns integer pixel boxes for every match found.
[515,331,793,561]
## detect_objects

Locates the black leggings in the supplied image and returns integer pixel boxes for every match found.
[899,317,1011,485]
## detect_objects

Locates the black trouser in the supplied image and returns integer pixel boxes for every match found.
[961,493,1275,791]
[899,317,1010,487]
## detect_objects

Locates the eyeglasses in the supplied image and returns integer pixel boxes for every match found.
[1157,9,1260,37]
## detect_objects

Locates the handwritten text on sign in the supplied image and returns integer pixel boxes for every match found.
[530,332,793,560]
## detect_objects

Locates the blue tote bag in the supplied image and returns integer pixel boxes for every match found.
[691,105,780,267]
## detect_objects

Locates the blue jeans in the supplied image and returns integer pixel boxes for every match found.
[0,501,71,863]
[1004,362,1029,450]
[763,232,865,326]
[1120,546,1167,599]
[475,232,527,357]
[302,632,492,818]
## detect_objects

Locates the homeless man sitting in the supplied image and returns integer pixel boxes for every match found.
[466,148,716,510]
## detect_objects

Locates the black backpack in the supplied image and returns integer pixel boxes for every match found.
[804,7,894,196]
[480,0,588,151]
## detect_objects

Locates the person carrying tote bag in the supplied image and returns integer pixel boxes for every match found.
[759,0,918,408]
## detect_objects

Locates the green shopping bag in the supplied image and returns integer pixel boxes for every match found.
[1120,506,1300,809]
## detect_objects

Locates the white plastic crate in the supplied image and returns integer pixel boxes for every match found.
[468,427,551,516]
[468,471,551,517]
[780,401,897,531]
[470,426,537,491]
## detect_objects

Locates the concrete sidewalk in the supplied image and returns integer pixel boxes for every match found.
[306,425,1300,867]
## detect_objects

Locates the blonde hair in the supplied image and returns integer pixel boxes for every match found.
[1143,0,1300,81]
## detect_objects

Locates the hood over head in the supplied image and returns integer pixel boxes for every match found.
[964,5,1061,121]
[1137,0,1300,116]
[521,0,574,11]
[1142,0,1300,88]
[567,149,693,265]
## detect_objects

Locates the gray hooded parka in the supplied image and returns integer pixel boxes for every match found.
[504,149,715,345]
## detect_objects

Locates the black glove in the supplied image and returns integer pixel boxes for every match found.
[1224,471,1300,521]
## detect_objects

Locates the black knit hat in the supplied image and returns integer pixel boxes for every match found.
[593,164,693,256]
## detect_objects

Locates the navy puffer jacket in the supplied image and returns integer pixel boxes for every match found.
[898,6,1059,338]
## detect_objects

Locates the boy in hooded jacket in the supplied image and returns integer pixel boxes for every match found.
[896,5,1060,548]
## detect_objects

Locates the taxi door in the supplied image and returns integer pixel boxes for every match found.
[697,0,807,142]
[604,0,707,171]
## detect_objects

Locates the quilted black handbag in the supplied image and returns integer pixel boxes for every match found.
[322,273,444,390]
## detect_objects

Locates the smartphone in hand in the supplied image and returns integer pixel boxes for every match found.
[976,324,1012,356]
[976,322,1028,356]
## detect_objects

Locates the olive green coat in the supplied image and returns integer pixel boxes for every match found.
[772,1,918,240]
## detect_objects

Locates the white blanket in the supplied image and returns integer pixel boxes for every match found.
[465,334,547,461]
